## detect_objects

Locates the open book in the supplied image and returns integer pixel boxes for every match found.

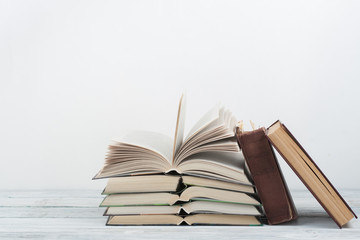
[106,214,261,226]
[100,186,260,206]
[94,95,248,184]
[101,175,255,195]
[104,201,261,216]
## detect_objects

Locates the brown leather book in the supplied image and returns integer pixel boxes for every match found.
[236,127,297,225]
[267,120,357,228]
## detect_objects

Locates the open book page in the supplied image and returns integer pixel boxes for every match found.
[94,155,171,179]
[182,201,261,215]
[174,107,238,164]
[120,130,173,162]
[185,103,220,140]
[93,130,174,179]
[178,151,246,171]
[172,94,186,163]
[176,138,240,161]
[176,152,251,184]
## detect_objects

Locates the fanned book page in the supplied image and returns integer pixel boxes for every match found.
[185,103,220,141]
[172,94,186,162]
[93,95,244,184]
[119,131,173,162]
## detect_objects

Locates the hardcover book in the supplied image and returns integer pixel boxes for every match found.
[236,124,297,225]
[267,120,357,228]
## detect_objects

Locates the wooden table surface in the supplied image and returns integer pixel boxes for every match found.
[0,189,359,239]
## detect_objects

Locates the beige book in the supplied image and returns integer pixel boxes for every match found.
[100,186,260,207]
[106,214,261,226]
[102,175,181,194]
[182,175,254,194]
[102,174,254,195]
[104,201,261,216]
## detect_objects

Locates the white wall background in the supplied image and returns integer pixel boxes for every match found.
[1,0,359,190]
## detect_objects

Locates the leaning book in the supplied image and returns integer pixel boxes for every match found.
[267,120,357,228]
[236,124,297,225]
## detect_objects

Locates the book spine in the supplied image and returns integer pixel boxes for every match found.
[236,128,297,225]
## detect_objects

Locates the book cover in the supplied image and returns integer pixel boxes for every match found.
[236,127,297,225]
[266,120,357,228]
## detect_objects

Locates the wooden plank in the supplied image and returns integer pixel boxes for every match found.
[0,207,105,218]
[1,189,358,201]
[0,190,103,207]
[0,190,100,198]
[0,206,358,219]
[0,189,358,240]
[0,218,359,240]
[0,197,102,207]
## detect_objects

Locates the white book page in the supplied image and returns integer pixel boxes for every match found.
[174,106,238,164]
[172,94,186,162]
[177,151,251,184]
[180,151,246,171]
[185,104,220,140]
[115,130,173,163]
[177,138,240,161]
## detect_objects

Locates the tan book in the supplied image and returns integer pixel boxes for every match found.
[102,175,181,194]
[267,120,357,228]
[106,214,261,226]
[182,175,254,194]
[102,175,255,195]
[104,201,262,216]
[100,186,260,207]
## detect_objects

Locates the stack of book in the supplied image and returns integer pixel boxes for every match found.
[98,174,262,226]
[94,95,357,228]
[93,95,263,225]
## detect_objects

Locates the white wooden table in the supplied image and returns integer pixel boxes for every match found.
[0,189,359,239]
